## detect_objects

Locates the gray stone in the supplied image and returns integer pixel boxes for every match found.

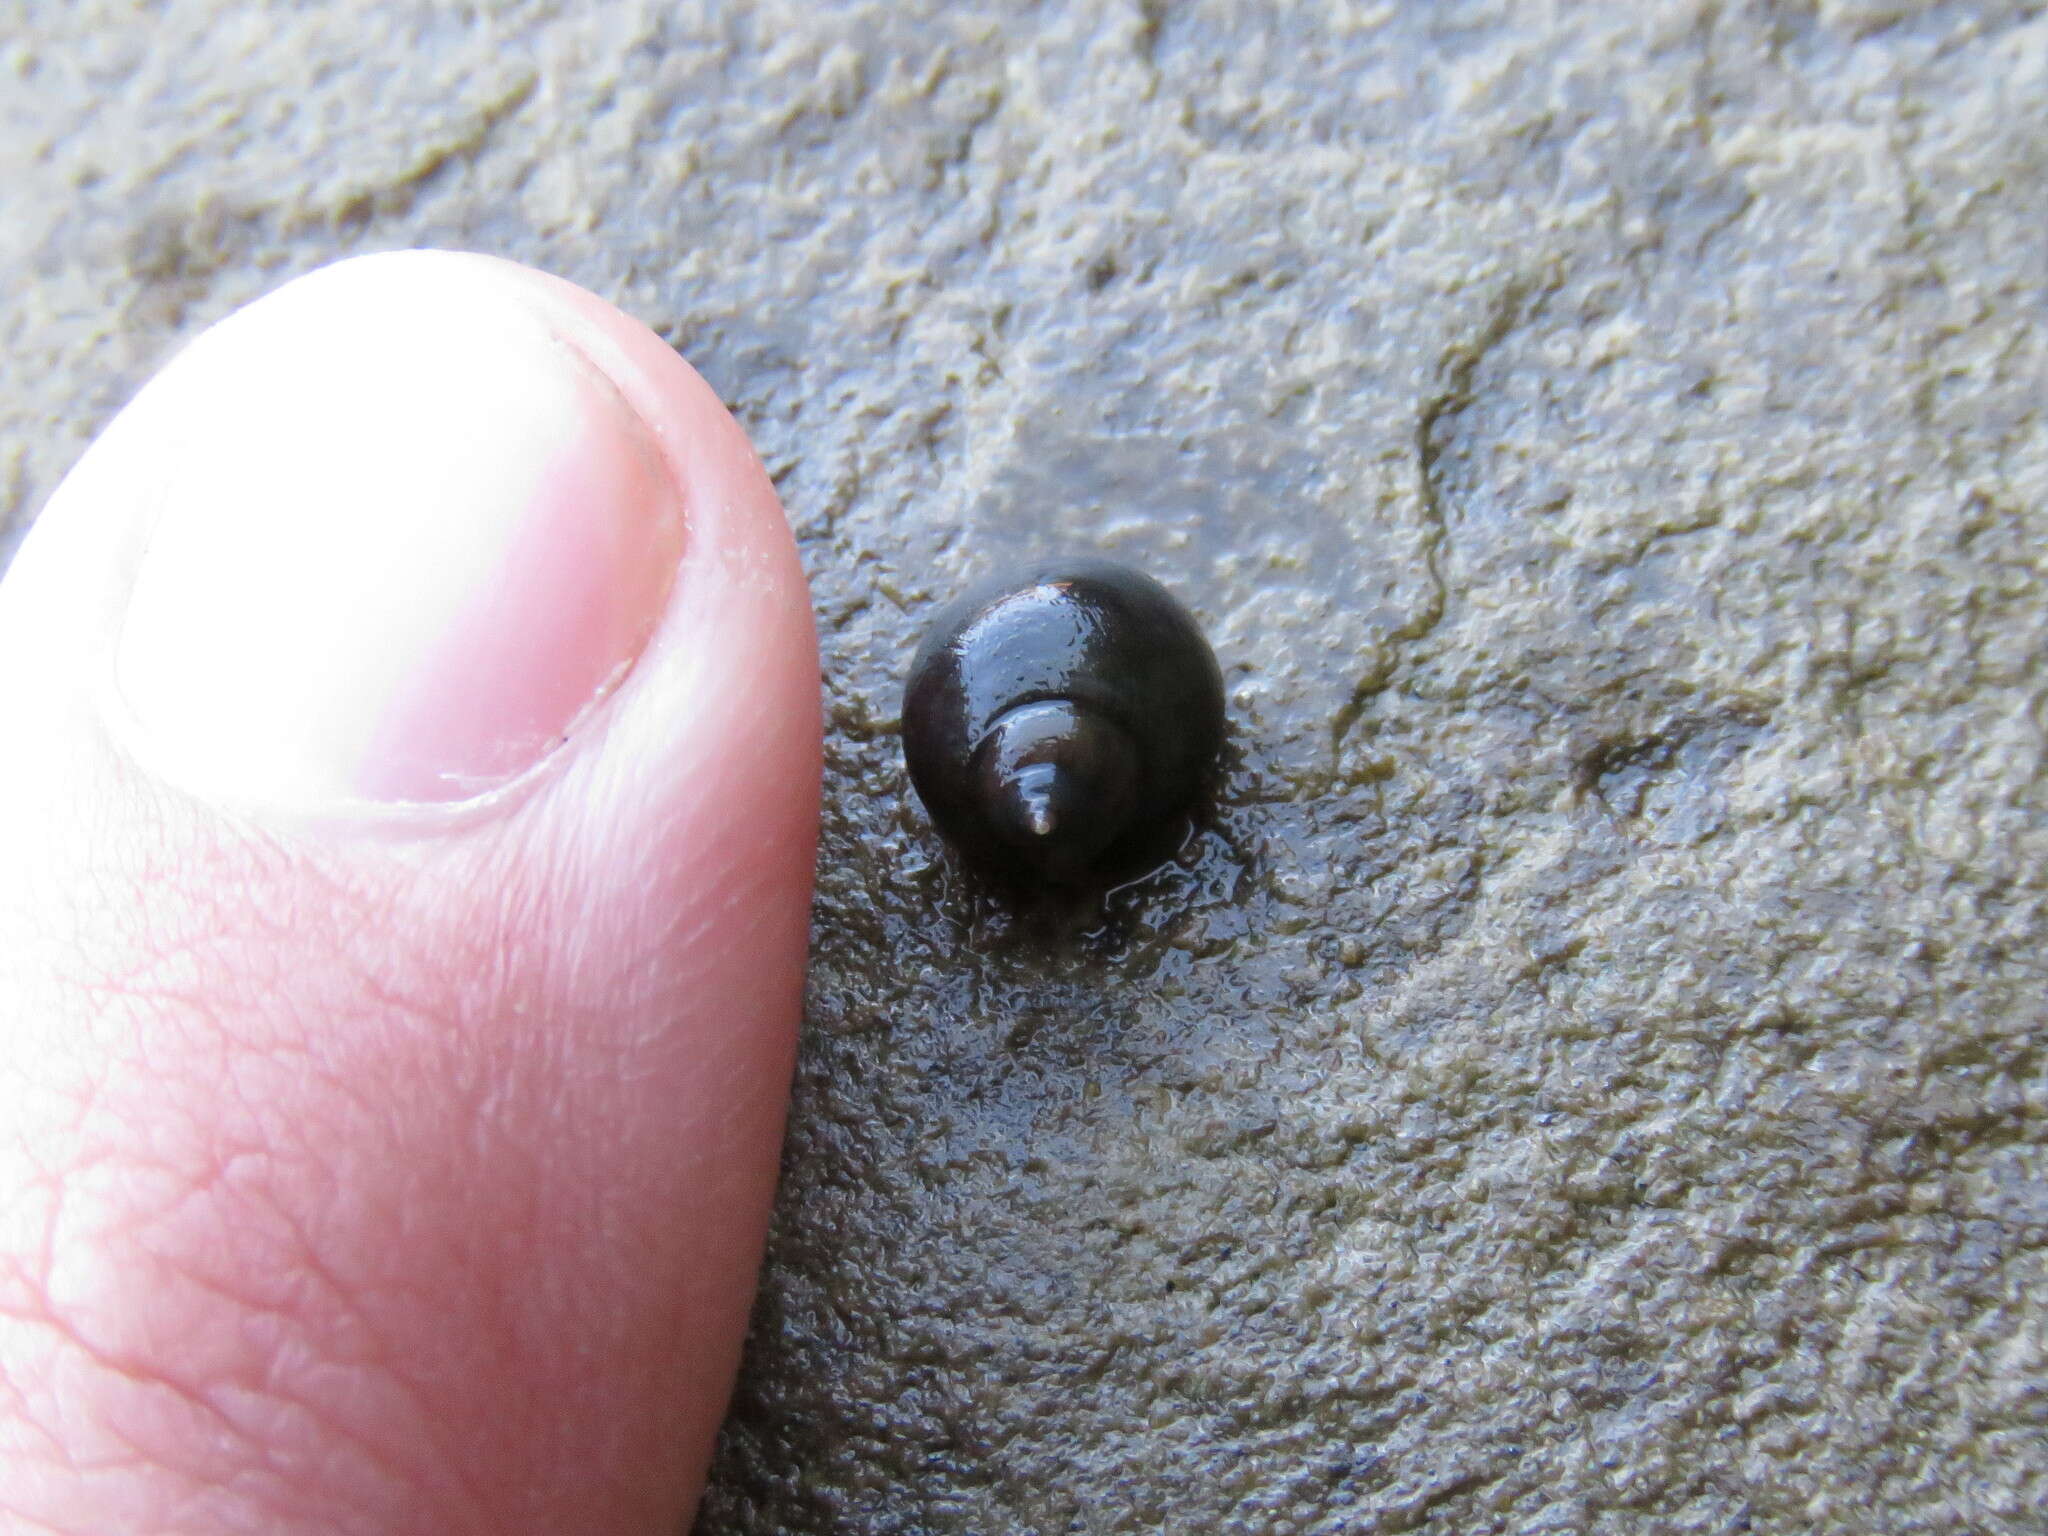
[6,2,2046,1531]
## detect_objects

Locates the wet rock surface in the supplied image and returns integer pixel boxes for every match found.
[7,1,2046,1530]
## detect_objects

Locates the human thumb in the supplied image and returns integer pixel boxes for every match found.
[0,251,819,1533]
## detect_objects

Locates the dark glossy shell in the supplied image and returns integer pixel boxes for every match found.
[901,559,1225,887]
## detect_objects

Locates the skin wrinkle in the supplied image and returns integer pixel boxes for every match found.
[9,1269,316,1510]
[14,1049,529,1530]
[315,925,749,1515]
[0,1260,75,1475]
[32,1288,299,1491]
[1,1100,102,1306]
[0,1496,92,1536]
[3,833,569,1527]
[54,834,376,1065]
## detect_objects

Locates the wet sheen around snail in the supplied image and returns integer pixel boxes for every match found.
[901,559,1226,890]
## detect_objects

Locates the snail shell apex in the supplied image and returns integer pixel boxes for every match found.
[901,559,1225,887]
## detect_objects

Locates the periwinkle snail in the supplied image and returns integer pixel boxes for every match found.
[901,559,1225,890]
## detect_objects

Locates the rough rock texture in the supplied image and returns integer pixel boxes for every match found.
[7,1,2047,1531]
